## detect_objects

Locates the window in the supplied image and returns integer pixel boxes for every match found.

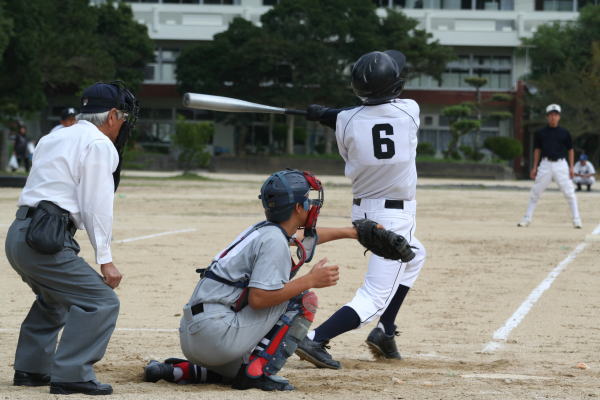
[377,0,514,8]
[144,47,180,84]
[437,54,512,89]
[533,0,598,10]
[263,0,281,5]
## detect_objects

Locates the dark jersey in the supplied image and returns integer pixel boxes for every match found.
[533,126,572,161]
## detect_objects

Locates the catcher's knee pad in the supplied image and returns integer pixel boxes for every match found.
[246,291,318,378]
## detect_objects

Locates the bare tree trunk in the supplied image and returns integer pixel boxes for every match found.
[324,127,333,154]
[268,113,274,154]
[0,129,7,171]
[286,114,295,155]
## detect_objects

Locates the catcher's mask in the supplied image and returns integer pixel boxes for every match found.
[80,80,139,190]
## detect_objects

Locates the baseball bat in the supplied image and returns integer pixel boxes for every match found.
[183,93,307,116]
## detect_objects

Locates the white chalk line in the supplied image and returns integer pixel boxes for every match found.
[114,228,196,244]
[482,223,600,353]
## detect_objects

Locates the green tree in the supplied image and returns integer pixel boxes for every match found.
[522,5,600,138]
[442,104,480,160]
[177,0,454,155]
[172,117,213,172]
[0,0,153,116]
[0,0,12,63]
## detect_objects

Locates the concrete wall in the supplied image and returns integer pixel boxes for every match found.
[210,156,515,180]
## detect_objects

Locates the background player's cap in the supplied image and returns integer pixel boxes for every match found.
[579,154,588,161]
[80,83,124,114]
[545,104,561,114]
[60,107,77,120]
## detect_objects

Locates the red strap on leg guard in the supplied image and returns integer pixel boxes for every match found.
[247,325,290,377]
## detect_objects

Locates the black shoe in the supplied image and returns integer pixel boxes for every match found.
[231,366,294,391]
[49,380,113,395]
[144,360,175,383]
[13,370,51,386]
[295,337,341,369]
[366,326,402,360]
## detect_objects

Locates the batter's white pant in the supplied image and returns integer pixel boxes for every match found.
[523,159,580,222]
[346,199,426,327]
[573,176,595,185]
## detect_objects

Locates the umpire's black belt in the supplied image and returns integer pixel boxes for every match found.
[353,198,404,209]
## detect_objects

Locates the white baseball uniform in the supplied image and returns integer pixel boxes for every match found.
[573,160,596,186]
[335,98,426,325]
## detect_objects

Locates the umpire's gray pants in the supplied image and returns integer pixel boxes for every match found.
[4,207,120,382]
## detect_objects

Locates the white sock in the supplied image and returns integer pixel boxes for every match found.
[173,367,183,381]
[307,330,315,340]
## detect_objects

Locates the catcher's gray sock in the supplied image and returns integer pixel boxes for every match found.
[313,306,360,342]
[379,284,410,335]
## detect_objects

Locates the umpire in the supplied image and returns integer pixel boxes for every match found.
[5,82,138,395]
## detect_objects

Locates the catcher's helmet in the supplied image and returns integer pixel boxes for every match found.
[259,169,322,223]
[351,50,406,105]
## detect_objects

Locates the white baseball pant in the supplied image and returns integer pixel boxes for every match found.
[523,158,580,222]
[346,199,426,327]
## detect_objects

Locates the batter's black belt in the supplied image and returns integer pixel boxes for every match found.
[353,198,404,209]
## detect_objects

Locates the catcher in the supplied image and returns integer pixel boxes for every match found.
[143,169,412,391]
[295,49,427,369]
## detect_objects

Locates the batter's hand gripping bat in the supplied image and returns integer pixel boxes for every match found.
[183,93,307,116]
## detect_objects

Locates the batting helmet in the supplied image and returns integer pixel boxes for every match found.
[351,50,406,105]
[259,169,323,224]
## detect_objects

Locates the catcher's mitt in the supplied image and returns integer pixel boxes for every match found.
[352,218,415,262]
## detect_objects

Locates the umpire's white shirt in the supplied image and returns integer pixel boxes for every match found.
[336,99,420,200]
[18,120,119,264]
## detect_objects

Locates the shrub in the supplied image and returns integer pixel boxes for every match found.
[417,142,436,156]
[484,136,522,160]
[172,118,213,171]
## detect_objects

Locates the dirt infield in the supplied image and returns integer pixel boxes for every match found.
[1,173,599,399]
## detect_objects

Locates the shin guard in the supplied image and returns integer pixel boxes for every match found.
[246,291,318,377]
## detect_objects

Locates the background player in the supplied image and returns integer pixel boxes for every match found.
[144,170,365,391]
[49,107,78,133]
[573,154,595,192]
[518,104,582,228]
[296,50,427,369]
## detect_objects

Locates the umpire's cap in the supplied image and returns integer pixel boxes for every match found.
[259,170,310,223]
[351,50,406,105]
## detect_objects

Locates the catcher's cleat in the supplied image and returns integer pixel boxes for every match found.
[144,360,175,383]
[231,366,294,391]
[366,326,402,360]
[517,219,530,227]
[573,219,582,229]
[295,337,341,369]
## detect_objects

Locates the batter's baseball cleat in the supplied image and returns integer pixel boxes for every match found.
[366,326,402,360]
[13,370,50,386]
[144,360,174,383]
[231,366,294,391]
[573,219,583,229]
[295,337,341,369]
[49,380,112,395]
[517,219,530,227]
